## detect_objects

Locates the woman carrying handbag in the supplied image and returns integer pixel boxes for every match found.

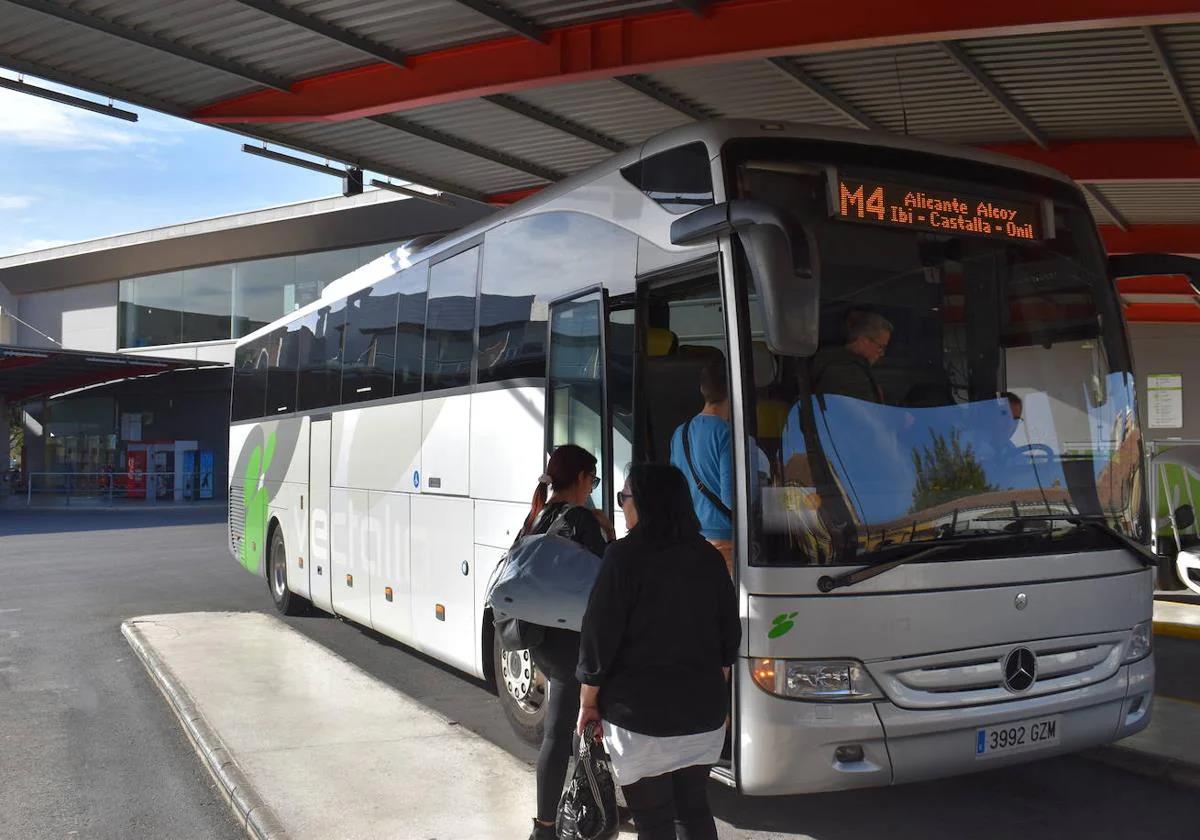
[516,445,613,840]
[575,463,740,840]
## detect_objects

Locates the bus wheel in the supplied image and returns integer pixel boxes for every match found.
[268,527,309,616]
[493,634,546,746]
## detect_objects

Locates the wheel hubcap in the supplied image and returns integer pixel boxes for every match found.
[271,541,286,598]
[500,647,545,715]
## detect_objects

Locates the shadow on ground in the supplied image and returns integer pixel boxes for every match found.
[0,506,226,536]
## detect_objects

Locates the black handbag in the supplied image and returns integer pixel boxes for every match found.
[557,721,619,840]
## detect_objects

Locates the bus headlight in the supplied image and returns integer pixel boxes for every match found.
[751,658,883,701]
[1123,620,1153,664]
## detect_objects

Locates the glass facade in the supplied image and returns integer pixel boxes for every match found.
[118,241,401,348]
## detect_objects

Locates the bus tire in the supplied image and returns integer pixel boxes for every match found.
[492,633,546,747]
[268,526,309,616]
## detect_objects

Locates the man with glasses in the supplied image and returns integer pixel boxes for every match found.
[811,309,892,404]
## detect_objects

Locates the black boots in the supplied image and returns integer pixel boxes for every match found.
[528,818,557,840]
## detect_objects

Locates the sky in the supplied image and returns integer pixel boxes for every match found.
[0,74,348,258]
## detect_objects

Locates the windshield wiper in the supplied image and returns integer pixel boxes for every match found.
[817,540,977,593]
[973,513,1157,568]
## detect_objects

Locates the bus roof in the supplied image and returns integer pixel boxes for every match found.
[235,119,1079,348]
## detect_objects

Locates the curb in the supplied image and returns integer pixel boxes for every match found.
[1083,743,1200,790]
[121,619,289,840]
[1153,620,1200,641]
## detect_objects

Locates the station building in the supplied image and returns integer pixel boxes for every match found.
[0,191,490,501]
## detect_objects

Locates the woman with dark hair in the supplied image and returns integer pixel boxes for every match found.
[576,463,740,840]
[519,444,612,840]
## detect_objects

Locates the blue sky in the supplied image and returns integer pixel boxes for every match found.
[0,76,346,257]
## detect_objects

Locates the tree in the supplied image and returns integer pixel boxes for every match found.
[911,428,995,512]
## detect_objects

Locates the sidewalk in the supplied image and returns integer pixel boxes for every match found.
[1154,598,1200,641]
[122,612,537,840]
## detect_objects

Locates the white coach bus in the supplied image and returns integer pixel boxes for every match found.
[229,119,1161,795]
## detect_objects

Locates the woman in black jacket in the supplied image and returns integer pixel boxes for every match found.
[519,444,612,840]
[576,463,740,840]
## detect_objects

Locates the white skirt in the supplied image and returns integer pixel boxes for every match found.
[601,721,725,786]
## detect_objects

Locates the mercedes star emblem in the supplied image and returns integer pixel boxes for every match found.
[1003,647,1038,693]
[1015,592,1028,610]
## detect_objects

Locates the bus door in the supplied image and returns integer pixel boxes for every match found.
[308,416,334,613]
[633,261,740,782]
[546,287,612,518]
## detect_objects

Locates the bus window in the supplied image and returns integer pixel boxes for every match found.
[297,301,346,411]
[424,248,479,391]
[395,264,428,397]
[341,274,400,404]
[231,336,269,421]
[548,290,606,511]
[265,323,300,415]
[622,142,714,214]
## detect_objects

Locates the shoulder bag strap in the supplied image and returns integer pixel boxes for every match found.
[682,417,733,518]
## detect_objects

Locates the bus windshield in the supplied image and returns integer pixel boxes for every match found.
[733,149,1145,567]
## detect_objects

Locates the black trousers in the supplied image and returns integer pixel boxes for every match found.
[532,630,581,822]
[622,764,718,840]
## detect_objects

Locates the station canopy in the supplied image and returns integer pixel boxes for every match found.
[4,0,1200,320]
[0,345,192,403]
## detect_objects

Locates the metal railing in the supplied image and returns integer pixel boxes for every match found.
[7,470,226,507]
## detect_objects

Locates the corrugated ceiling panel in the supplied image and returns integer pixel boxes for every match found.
[398,99,611,177]
[516,78,691,148]
[1089,182,1200,224]
[795,43,1028,144]
[293,0,505,56]
[260,119,540,195]
[0,2,255,107]
[960,29,1187,139]
[508,0,677,27]
[647,59,862,129]
[1161,24,1200,123]
[69,0,370,81]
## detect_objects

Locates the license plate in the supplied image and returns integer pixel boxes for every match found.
[975,716,1060,758]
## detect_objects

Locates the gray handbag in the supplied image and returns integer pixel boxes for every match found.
[486,506,602,632]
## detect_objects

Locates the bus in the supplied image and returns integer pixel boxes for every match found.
[229,119,1159,795]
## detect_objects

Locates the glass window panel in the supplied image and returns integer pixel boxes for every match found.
[395,264,428,397]
[231,337,269,421]
[548,292,605,509]
[478,213,636,384]
[233,256,296,338]
[297,301,346,411]
[265,322,301,415]
[341,274,399,404]
[622,142,714,214]
[119,272,183,348]
[294,249,362,310]
[181,265,233,343]
[358,241,402,265]
[424,248,479,391]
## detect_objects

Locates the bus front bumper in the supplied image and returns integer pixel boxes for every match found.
[736,654,1153,795]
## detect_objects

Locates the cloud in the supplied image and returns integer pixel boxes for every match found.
[0,195,33,211]
[0,86,164,150]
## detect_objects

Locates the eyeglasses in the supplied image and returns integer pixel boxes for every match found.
[617,490,634,507]
[590,474,601,491]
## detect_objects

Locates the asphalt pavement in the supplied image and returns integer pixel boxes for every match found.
[1,508,1197,840]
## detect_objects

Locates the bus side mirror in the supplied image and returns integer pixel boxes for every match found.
[671,200,819,357]
[1176,504,1195,532]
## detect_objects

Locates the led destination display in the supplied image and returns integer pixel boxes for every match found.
[833,175,1045,242]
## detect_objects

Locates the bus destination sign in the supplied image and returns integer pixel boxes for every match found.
[832,174,1045,242]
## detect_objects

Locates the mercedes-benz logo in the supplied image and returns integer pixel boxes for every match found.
[1015,593,1028,610]
[1003,647,1038,693]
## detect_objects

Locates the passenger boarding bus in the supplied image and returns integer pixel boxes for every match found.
[229,119,1160,795]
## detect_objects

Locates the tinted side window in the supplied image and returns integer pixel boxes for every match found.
[231,338,268,421]
[341,275,399,404]
[395,264,428,397]
[622,142,714,214]
[265,324,300,415]
[478,213,638,383]
[424,248,479,391]
[297,301,346,411]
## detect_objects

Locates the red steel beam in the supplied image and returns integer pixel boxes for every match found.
[981,138,1200,181]
[1101,225,1200,255]
[1122,303,1200,323]
[193,0,1200,123]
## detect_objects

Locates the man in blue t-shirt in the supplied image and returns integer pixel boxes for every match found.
[670,354,734,575]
